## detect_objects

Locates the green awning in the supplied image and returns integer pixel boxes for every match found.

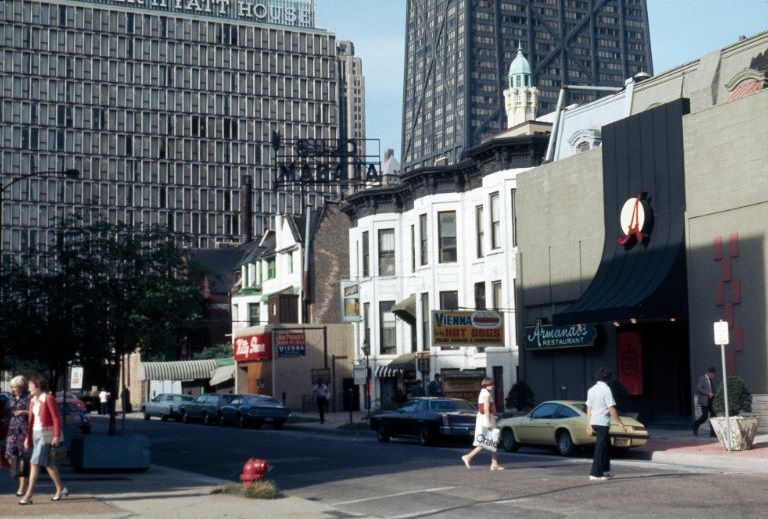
[392,294,417,325]
[388,353,417,373]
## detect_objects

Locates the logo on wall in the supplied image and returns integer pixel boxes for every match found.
[618,193,652,247]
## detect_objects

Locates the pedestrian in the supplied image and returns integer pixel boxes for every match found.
[5,375,31,497]
[98,388,110,415]
[428,374,443,396]
[19,375,68,505]
[410,380,425,397]
[693,366,717,437]
[312,379,329,424]
[461,377,504,471]
[586,367,626,481]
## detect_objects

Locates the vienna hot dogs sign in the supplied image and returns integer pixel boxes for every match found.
[432,310,504,346]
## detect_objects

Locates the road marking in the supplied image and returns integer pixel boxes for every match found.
[332,486,456,506]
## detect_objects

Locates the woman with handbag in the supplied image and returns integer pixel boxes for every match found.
[5,375,31,497]
[18,375,68,505]
[461,377,504,471]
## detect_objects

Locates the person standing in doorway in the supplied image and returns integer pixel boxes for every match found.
[693,367,717,437]
[586,368,626,481]
[98,388,110,415]
[312,379,329,424]
[461,377,503,471]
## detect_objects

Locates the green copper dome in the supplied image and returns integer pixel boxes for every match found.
[508,47,533,76]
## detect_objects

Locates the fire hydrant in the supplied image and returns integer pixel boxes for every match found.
[240,458,269,488]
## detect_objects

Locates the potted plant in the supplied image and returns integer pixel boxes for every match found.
[709,375,759,451]
[505,380,535,415]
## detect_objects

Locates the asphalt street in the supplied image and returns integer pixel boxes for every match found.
[90,416,768,519]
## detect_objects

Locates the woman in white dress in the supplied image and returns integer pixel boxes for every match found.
[461,377,503,471]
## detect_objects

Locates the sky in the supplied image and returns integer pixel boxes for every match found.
[315,0,768,161]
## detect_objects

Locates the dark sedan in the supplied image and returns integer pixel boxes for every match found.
[370,397,477,445]
[180,393,240,425]
[220,394,291,429]
[140,393,196,421]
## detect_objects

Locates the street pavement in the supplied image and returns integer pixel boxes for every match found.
[1,413,768,519]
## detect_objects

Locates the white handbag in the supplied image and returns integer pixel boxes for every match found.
[474,426,500,453]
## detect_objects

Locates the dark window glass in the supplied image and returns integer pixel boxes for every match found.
[439,290,458,310]
[530,403,558,419]
[438,211,456,262]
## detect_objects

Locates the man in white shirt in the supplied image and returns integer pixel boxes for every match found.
[312,380,329,424]
[586,368,626,481]
[98,389,110,415]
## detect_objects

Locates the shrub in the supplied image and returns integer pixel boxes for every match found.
[506,380,535,412]
[713,375,752,415]
[211,481,283,500]
[607,378,632,413]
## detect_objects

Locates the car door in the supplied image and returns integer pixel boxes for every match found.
[516,403,559,444]
[390,400,418,435]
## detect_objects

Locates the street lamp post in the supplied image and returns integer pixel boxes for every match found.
[362,339,371,416]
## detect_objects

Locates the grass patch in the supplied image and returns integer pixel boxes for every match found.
[211,481,283,499]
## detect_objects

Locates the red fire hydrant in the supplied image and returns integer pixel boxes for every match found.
[240,458,269,488]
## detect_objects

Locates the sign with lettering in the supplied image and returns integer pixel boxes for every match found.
[233,333,271,362]
[77,0,314,28]
[617,331,643,395]
[340,280,361,322]
[276,331,306,357]
[524,322,598,351]
[69,366,84,390]
[432,310,504,346]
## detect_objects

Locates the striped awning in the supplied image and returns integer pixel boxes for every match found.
[726,79,762,102]
[138,359,218,382]
[209,364,236,386]
[376,366,403,378]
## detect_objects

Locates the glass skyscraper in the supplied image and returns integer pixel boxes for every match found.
[401,0,653,171]
[0,0,344,261]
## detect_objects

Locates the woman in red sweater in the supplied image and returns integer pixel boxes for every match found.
[19,375,67,505]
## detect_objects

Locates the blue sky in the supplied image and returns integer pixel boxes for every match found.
[316,0,768,160]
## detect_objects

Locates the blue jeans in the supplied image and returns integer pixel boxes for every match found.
[590,425,610,477]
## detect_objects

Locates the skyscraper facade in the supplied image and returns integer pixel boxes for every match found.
[401,0,653,171]
[0,0,348,262]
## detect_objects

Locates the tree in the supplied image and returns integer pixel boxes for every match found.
[506,380,535,412]
[713,375,753,415]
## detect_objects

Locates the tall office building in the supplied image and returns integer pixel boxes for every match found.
[401,0,653,171]
[0,0,354,261]
[335,40,366,179]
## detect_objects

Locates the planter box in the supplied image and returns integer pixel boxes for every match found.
[69,434,150,471]
[709,416,760,451]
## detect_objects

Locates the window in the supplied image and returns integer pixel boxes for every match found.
[267,257,276,279]
[379,301,396,355]
[530,403,559,419]
[438,211,457,262]
[363,302,371,352]
[362,231,369,277]
[420,292,430,351]
[248,303,259,325]
[378,228,395,276]
[419,213,428,265]
[490,192,501,249]
[475,205,484,257]
[440,290,458,310]
[510,188,518,247]
[232,304,239,323]
[474,282,486,310]
[492,281,502,310]
[410,224,416,272]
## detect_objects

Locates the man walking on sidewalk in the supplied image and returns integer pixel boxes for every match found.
[312,379,329,424]
[586,368,626,481]
[693,367,717,437]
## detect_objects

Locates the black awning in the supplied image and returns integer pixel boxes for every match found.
[554,99,690,325]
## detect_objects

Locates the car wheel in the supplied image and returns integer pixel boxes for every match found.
[557,430,575,456]
[376,424,390,442]
[142,408,150,421]
[273,419,285,430]
[217,413,225,426]
[181,411,189,424]
[417,424,432,446]
[202,412,211,426]
[501,428,519,452]
[161,414,169,422]
[238,414,247,428]
[252,420,264,429]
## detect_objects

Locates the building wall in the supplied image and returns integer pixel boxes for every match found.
[515,148,604,400]
[684,88,768,404]
[309,203,349,323]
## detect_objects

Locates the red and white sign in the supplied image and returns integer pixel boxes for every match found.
[233,333,272,362]
[618,194,650,246]
[617,331,643,396]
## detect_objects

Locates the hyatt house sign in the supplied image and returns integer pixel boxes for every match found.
[89,0,314,28]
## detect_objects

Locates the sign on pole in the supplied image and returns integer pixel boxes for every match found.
[69,366,84,390]
[713,319,733,451]
[713,320,730,346]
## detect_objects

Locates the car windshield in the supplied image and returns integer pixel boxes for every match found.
[246,396,281,406]
[181,395,195,401]
[430,399,476,412]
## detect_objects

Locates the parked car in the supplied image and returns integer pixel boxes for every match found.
[496,400,649,456]
[56,392,87,412]
[370,397,477,445]
[220,394,291,429]
[140,393,196,421]
[59,402,92,434]
[180,393,240,425]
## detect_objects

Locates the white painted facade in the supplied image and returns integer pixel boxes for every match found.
[349,166,533,409]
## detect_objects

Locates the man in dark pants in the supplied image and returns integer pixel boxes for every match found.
[312,379,329,424]
[693,367,717,437]
[586,368,626,481]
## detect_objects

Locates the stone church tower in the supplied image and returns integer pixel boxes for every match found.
[504,46,539,129]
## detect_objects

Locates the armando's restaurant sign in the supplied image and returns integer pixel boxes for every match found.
[524,322,597,351]
[94,0,314,27]
[432,310,504,346]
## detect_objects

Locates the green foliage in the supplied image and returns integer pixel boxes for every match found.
[506,380,535,412]
[193,343,233,360]
[713,375,753,415]
[607,378,632,413]
[211,482,283,500]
